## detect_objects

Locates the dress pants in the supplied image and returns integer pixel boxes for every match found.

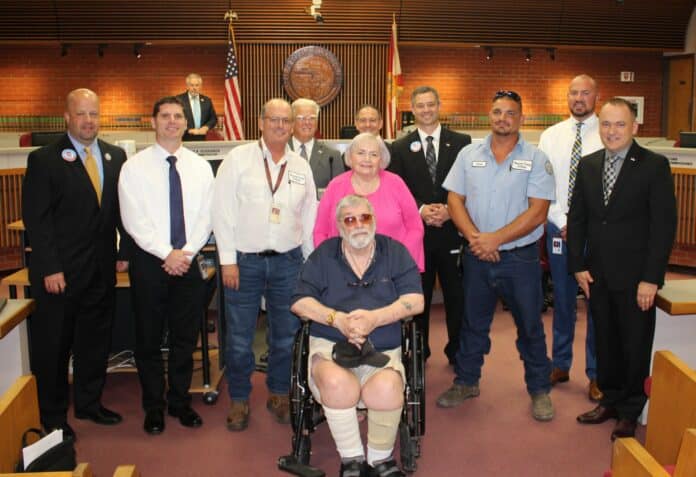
[28,268,114,429]
[455,245,551,395]
[418,241,463,361]
[545,222,597,379]
[129,247,205,411]
[588,282,655,421]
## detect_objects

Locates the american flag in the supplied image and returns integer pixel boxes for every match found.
[224,33,244,140]
[385,16,402,140]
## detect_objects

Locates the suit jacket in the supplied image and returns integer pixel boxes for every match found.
[288,139,343,190]
[567,140,676,290]
[388,127,471,251]
[176,92,218,141]
[22,134,131,293]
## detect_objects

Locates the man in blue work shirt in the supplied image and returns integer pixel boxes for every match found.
[436,90,556,421]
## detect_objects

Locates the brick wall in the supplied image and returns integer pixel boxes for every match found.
[0,44,664,136]
[670,245,696,268]
[0,247,22,271]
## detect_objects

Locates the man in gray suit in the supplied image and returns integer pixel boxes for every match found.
[289,98,343,192]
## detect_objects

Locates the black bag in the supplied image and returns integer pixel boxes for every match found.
[14,428,76,472]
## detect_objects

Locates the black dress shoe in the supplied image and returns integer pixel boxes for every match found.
[143,409,165,435]
[168,406,203,428]
[340,459,366,477]
[368,458,405,477]
[576,405,618,424]
[75,406,122,425]
[611,419,637,440]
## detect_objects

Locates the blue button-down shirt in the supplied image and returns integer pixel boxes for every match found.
[291,234,422,350]
[67,133,104,188]
[442,134,555,250]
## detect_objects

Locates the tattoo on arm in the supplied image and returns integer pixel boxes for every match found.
[400,300,413,311]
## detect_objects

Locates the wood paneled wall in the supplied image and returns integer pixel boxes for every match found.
[237,43,387,139]
[0,169,23,249]
[673,168,696,246]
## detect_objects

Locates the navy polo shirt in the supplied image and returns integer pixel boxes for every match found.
[291,234,422,350]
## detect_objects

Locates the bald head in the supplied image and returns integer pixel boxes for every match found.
[567,75,598,121]
[259,98,293,149]
[64,88,100,146]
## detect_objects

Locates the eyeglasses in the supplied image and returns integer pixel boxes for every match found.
[493,90,521,102]
[295,115,317,123]
[264,116,292,126]
[347,279,375,288]
[342,213,373,227]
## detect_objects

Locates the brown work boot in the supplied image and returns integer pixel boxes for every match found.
[226,400,249,431]
[549,368,570,385]
[588,380,604,402]
[267,394,291,424]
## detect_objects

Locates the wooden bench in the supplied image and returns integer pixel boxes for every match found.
[0,375,139,477]
[612,428,696,477]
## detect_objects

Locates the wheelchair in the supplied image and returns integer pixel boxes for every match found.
[278,318,426,477]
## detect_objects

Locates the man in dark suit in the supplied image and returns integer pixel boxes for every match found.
[569,97,676,440]
[289,98,343,192]
[176,73,218,141]
[389,86,471,362]
[22,88,130,440]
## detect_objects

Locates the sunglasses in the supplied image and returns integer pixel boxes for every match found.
[493,90,521,102]
[342,213,373,227]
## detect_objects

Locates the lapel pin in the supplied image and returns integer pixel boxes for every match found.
[629,157,636,162]
[410,141,422,153]
[105,152,112,161]
[446,143,451,147]
[61,149,76,162]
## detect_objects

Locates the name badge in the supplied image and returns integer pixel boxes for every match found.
[288,171,306,185]
[552,237,563,255]
[511,159,533,171]
[270,204,282,224]
[472,161,487,168]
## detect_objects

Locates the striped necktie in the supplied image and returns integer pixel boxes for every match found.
[300,143,308,161]
[603,154,620,205]
[425,136,436,183]
[567,122,583,207]
[84,146,101,205]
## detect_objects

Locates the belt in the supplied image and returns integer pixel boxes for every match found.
[250,250,280,257]
[499,242,536,253]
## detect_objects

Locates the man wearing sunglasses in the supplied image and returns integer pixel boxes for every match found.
[212,98,318,432]
[438,90,556,422]
[292,194,424,477]
[288,98,343,191]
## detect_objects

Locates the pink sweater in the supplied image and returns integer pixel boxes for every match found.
[313,169,425,272]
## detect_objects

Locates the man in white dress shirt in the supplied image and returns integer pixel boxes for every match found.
[119,96,214,435]
[213,98,317,431]
[538,75,603,402]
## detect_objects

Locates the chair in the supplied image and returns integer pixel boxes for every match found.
[610,428,696,477]
[278,318,425,476]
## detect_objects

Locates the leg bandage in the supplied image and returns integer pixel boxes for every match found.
[366,408,402,451]
[323,405,364,459]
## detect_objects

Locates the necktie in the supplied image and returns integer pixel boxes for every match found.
[567,122,583,208]
[192,98,201,128]
[603,154,619,206]
[167,156,187,249]
[425,136,436,183]
[84,146,101,205]
[300,143,308,161]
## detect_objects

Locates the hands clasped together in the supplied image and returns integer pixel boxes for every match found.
[333,309,380,347]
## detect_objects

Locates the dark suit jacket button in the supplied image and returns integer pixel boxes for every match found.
[601,220,607,225]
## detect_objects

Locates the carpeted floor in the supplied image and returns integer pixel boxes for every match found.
[69,300,631,477]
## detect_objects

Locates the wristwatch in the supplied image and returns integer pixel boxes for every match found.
[326,309,336,327]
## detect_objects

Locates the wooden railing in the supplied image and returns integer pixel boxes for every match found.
[673,168,696,247]
[0,169,24,249]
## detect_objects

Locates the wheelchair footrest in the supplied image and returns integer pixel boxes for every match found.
[277,455,326,477]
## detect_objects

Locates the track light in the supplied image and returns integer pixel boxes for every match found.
[97,43,107,58]
[133,43,144,59]
[547,47,556,61]
[485,46,493,60]
[60,43,70,57]
[524,48,532,62]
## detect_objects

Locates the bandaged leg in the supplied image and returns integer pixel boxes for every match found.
[366,408,402,465]
[323,405,364,460]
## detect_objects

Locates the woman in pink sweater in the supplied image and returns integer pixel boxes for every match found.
[313,133,424,271]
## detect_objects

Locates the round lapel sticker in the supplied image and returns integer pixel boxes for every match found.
[410,141,422,153]
[104,152,112,161]
[62,149,77,162]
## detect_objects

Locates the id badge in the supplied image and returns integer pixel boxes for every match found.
[270,204,281,224]
[552,237,563,255]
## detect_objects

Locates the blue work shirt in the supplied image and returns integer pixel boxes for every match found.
[291,234,422,350]
[442,134,555,250]
[67,132,104,188]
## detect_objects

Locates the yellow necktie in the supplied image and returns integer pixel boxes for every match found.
[84,146,102,204]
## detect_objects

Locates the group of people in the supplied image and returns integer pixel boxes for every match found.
[21,71,677,477]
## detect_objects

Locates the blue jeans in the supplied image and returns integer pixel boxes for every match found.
[455,244,551,395]
[545,222,597,380]
[223,247,303,401]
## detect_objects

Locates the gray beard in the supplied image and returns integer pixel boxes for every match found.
[347,230,374,249]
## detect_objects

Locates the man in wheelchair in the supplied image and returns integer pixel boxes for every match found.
[290,195,424,477]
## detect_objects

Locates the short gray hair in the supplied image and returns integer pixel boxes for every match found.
[335,194,375,225]
[186,73,202,84]
[291,98,320,117]
[344,132,391,169]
